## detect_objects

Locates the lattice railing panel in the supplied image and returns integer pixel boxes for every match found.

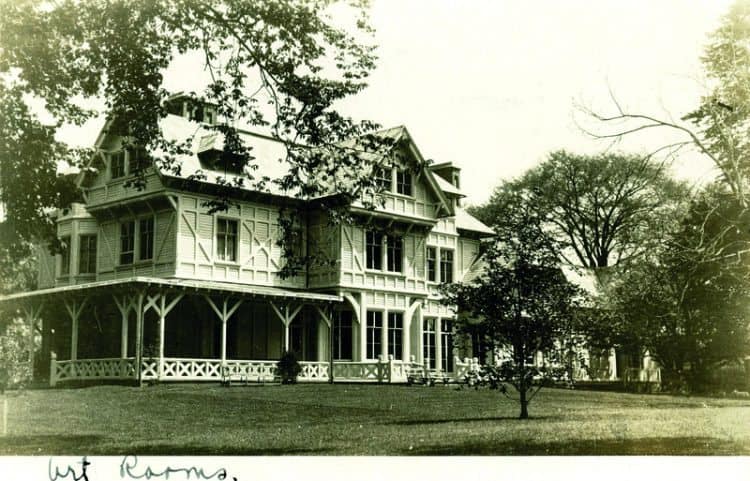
[332,362,383,381]
[51,358,136,385]
[299,362,330,381]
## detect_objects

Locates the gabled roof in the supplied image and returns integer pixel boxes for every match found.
[455,207,495,236]
[85,117,465,219]
[157,115,291,196]
[433,174,464,197]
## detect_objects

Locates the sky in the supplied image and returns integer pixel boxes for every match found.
[59,0,736,206]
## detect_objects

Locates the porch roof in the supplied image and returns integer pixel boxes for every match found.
[0,277,342,304]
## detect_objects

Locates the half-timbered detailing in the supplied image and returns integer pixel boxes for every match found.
[176,193,303,288]
[7,121,502,386]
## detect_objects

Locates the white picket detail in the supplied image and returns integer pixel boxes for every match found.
[49,357,432,386]
[158,358,223,380]
[223,360,277,382]
[299,362,330,382]
[332,361,383,382]
[50,357,137,386]
[141,358,159,380]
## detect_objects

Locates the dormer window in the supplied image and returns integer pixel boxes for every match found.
[127,146,151,172]
[110,151,126,179]
[396,170,412,196]
[375,167,392,192]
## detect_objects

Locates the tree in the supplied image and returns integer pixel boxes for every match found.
[470,151,689,274]
[601,185,750,393]
[0,0,394,281]
[577,1,750,391]
[580,0,750,209]
[441,194,584,419]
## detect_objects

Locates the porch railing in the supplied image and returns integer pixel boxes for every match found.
[50,354,137,387]
[299,362,330,382]
[453,356,481,383]
[49,356,438,386]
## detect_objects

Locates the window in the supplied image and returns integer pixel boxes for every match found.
[366,311,383,360]
[78,235,97,274]
[120,221,135,264]
[128,146,150,173]
[216,218,238,262]
[426,246,437,282]
[366,231,383,270]
[440,249,454,283]
[59,236,71,276]
[423,318,436,369]
[441,319,454,372]
[386,236,403,273]
[387,312,403,360]
[333,311,353,360]
[139,218,154,261]
[396,170,412,196]
[110,151,126,179]
[375,167,392,192]
[366,230,403,273]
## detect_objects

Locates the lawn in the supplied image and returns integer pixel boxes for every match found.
[1,383,749,455]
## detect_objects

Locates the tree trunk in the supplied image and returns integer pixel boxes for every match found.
[519,373,529,419]
[519,386,529,419]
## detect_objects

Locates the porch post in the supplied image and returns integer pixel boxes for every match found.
[270,301,302,354]
[382,311,389,361]
[416,306,424,365]
[121,312,129,358]
[435,317,444,373]
[71,316,79,361]
[145,292,184,380]
[63,297,87,362]
[403,313,411,363]
[403,299,420,364]
[204,295,241,373]
[608,348,618,380]
[158,295,166,380]
[359,294,367,361]
[113,294,132,359]
[314,304,333,383]
[23,302,44,382]
[134,292,145,385]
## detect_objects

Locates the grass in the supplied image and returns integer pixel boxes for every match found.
[1,383,749,455]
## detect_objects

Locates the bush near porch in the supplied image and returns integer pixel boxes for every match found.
[2,384,749,455]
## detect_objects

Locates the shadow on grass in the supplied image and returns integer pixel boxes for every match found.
[0,435,105,454]
[405,436,750,456]
[125,445,334,455]
[0,436,334,455]
[391,416,552,426]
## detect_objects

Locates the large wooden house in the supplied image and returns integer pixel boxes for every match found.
[3,94,502,386]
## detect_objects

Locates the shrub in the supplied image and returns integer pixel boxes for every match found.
[277,350,302,384]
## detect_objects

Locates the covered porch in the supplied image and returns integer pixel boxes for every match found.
[2,277,471,386]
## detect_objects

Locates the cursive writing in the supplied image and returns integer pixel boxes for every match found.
[120,455,233,480]
[48,456,91,481]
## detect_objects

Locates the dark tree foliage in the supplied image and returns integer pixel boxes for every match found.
[469,151,689,273]
[441,193,584,419]
[599,185,750,393]
[0,0,396,282]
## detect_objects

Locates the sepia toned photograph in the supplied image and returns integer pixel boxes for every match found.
[0,0,748,466]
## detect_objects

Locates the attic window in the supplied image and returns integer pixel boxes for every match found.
[127,146,151,172]
[396,170,412,196]
[110,151,126,179]
[190,105,217,125]
[375,167,392,192]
